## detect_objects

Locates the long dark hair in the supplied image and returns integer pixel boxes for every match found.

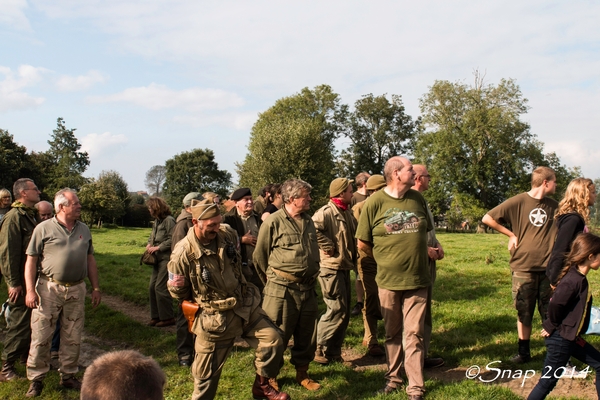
[555,233,600,285]
[146,197,171,220]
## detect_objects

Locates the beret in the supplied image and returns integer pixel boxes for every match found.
[231,188,252,201]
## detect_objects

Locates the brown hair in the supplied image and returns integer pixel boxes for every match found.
[80,350,165,400]
[355,172,370,188]
[531,166,555,188]
[555,233,600,286]
[146,197,171,219]
[555,178,595,224]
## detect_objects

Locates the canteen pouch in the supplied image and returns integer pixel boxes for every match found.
[200,309,227,334]
[181,300,200,333]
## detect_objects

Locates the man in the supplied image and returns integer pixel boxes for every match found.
[0,178,40,381]
[412,164,445,369]
[253,179,321,391]
[253,185,271,215]
[312,178,357,365]
[223,188,263,292]
[34,201,53,221]
[171,192,204,367]
[167,199,289,400]
[350,172,370,316]
[356,156,432,399]
[352,174,386,357]
[24,188,101,397]
[482,166,558,364]
[81,350,165,400]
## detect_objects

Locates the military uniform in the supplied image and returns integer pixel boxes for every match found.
[312,200,357,360]
[168,225,284,400]
[253,207,321,377]
[0,204,37,372]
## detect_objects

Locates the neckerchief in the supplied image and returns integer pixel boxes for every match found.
[330,197,348,211]
[11,201,38,220]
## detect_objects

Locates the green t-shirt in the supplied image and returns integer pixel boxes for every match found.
[355,189,432,290]
[27,218,94,282]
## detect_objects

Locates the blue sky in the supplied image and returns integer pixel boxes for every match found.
[1,1,599,192]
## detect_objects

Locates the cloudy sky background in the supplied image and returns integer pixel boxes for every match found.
[1,0,599,191]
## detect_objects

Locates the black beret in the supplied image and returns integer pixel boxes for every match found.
[231,187,252,201]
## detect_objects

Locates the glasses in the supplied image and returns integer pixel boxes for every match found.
[24,186,40,192]
[418,174,432,179]
[1,196,10,199]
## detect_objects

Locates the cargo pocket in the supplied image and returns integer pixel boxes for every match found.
[193,339,216,380]
[319,270,339,301]
[200,310,227,333]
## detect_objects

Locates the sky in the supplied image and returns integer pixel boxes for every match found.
[1,0,599,192]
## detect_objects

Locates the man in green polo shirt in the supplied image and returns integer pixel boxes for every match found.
[23,188,101,397]
[356,156,432,400]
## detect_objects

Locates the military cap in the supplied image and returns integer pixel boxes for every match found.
[366,175,386,191]
[190,198,221,220]
[183,192,203,207]
[231,188,252,201]
[329,177,353,198]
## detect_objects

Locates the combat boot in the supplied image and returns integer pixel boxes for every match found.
[251,374,290,400]
[1,361,18,381]
[295,364,321,391]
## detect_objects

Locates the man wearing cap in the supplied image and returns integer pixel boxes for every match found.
[352,174,386,357]
[412,164,445,369]
[312,177,357,365]
[253,179,322,391]
[223,188,263,293]
[356,156,432,399]
[167,199,289,400]
[171,192,204,367]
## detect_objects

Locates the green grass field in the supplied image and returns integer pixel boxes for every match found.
[2,228,599,399]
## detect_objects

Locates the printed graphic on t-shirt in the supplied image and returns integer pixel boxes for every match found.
[383,208,419,234]
[529,208,548,227]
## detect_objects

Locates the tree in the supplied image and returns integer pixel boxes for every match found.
[0,129,28,190]
[163,148,231,210]
[44,117,90,196]
[237,85,347,206]
[78,170,129,226]
[415,73,575,217]
[336,94,419,177]
[145,165,166,196]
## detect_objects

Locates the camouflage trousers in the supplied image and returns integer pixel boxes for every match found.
[27,277,86,382]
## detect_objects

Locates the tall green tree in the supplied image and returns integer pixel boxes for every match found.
[78,170,129,226]
[0,129,28,190]
[163,148,231,210]
[336,93,419,177]
[415,74,576,217]
[44,117,90,196]
[237,84,346,206]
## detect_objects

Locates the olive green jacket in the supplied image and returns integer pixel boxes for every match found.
[0,207,37,288]
[253,207,320,290]
[312,201,357,271]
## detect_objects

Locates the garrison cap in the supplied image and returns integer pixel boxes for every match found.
[329,178,353,198]
[366,175,386,191]
[190,198,221,220]
[183,192,203,207]
[231,188,252,201]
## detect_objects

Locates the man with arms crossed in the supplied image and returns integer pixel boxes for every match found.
[356,156,432,400]
[24,188,101,397]
[482,166,558,364]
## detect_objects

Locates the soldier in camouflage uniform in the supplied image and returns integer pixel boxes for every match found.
[167,199,288,400]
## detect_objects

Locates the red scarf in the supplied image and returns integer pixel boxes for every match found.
[330,197,349,211]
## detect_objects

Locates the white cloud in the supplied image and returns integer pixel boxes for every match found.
[173,111,258,130]
[0,65,46,112]
[80,131,128,157]
[88,83,244,111]
[55,70,108,91]
[0,0,31,31]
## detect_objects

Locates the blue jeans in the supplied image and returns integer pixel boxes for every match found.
[528,331,600,399]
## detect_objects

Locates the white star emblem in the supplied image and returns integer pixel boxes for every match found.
[529,208,548,227]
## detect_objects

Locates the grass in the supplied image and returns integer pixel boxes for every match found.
[2,228,599,399]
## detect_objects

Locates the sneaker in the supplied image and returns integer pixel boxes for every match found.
[1,361,18,381]
[561,363,589,379]
[60,376,82,390]
[424,357,445,368]
[510,354,531,364]
[26,381,44,397]
[351,302,363,316]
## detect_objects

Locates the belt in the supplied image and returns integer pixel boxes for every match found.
[271,268,318,285]
[41,274,84,287]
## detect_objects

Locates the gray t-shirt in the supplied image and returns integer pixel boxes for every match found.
[27,217,94,282]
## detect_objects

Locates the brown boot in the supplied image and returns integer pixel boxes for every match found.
[296,364,321,391]
[268,377,279,391]
[251,374,290,400]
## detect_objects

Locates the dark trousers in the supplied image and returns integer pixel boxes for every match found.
[528,331,600,399]
[176,302,195,361]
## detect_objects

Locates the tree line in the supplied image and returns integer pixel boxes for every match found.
[1,73,587,228]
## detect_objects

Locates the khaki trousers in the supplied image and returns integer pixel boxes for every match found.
[316,268,350,357]
[27,277,86,381]
[379,287,427,397]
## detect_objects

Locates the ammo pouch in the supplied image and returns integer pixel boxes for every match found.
[181,300,200,333]
[200,309,227,333]
[207,297,237,311]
